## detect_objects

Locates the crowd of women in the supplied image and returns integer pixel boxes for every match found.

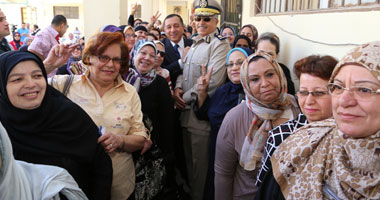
[1,4,380,200]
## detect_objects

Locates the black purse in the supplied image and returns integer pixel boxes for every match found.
[134,115,167,200]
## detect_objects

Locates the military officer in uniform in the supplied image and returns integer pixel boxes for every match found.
[174,0,231,199]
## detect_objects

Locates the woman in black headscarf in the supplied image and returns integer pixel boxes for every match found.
[0,51,113,200]
[9,32,23,51]
[232,35,252,50]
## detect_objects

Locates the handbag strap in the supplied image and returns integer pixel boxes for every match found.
[62,74,74,96]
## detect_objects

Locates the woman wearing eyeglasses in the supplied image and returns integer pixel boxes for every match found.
[133,40,176,199]
[56,45,86,75]
[262,42,380,199]
[123,25,136,52]
[214,52,300,200]
[9,32,23,51]
[221,26,236,47]
[254,55,337,200]
[194,47,251,200]
[47,32,147,200]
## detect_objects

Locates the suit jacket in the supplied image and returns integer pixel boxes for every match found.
[161,37,193,87]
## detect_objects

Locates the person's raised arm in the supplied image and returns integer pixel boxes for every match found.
[147,11,161,31]
[128,2,137,26]
[43,44,76,74]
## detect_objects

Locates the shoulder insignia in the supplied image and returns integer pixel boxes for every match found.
[215,33,226,41]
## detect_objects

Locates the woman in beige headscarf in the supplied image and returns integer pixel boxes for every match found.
[271,41,380,199]
[214,52,300,200]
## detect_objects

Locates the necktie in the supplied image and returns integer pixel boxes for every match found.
[174,44,180,58]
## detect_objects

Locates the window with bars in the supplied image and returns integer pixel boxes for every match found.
[221,0,242,32]
[21,7,37,24]
[256,0,380,14]
[53,6,79,19]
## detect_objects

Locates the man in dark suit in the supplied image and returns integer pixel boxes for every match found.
[161,14,193,88]
[161,14,193,196]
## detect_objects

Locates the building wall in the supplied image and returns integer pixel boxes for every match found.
[1,0,84,40]
[242,0,380,86]
[82,0,124,39]
[127,0,193,27]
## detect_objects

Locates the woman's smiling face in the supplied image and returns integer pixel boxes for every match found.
[6,60,46,110]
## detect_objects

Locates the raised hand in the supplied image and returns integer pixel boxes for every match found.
[197,65,213,107]
[131,2,138,15]
[150,11,161,24]
[43,44,78,74]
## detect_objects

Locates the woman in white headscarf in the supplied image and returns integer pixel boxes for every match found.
[0,121,87,200]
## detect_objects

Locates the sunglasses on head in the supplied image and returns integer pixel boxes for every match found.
[195,16,212,22]
[157,50,166,57]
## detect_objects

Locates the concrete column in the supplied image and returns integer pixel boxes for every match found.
[120,0,129,25]
[141,0,153,21]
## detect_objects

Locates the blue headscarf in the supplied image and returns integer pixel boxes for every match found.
[207,47,249,136]
[226,47,251,64]
[220,26,236,37]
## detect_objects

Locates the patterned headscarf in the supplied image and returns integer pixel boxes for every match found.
[330,41,380,83]
[133,40,158,87]
[239,52,297,171]
[271,41,380,200]
[240,52,289,109]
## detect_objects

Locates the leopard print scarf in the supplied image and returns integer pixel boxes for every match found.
[271,118,380,199]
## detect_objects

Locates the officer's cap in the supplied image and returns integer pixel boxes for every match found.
[193,0,223,16]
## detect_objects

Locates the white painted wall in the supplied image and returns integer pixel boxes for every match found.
[1,0,84,40]
[242,0,380,87]
[82,0,122,39]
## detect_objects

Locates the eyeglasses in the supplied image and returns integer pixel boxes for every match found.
[327,83,380,99]
[74,47,81,51]
[98,55,123,65]
[297,90,329,97]
[195,16,212,22]
[14,35,20,37]
[222,33,234,37]
[157,50,166,57]
[225,60,244,68]
[125,34,136,38]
